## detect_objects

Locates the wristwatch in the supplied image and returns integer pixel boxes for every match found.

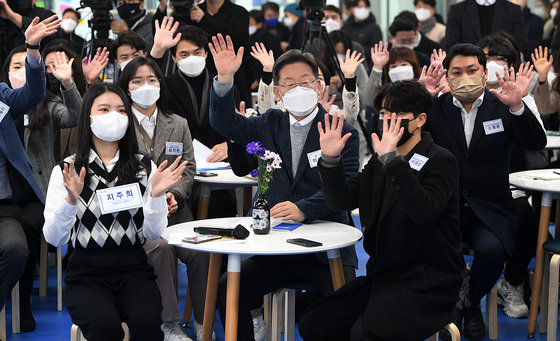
[25,42,40,50]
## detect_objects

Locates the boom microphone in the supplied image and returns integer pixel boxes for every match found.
[193,224,250,239]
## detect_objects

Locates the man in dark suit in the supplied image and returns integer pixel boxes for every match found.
[208,34,360,340]
[0,15,59,328]
[425,43,546,340]
[298,80,463,340]
[444,0,529,57]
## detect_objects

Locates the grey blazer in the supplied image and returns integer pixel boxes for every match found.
[25,84,81,199]
[134,111,196,208]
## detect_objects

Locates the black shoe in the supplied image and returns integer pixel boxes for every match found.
[440,307,463,341]
[19,302,36,332]
[463,305,485,340]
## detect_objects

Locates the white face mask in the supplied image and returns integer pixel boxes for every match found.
[486,61,505,84]
[394,33,420,50]
[552,8,558,18]
[284,16,296,28]
[249,25,257,35]
[533,6,546,18]
[9,68,26,89]
[177,55,206,77]
[90,111,129,142]
[388,65,414,82]
[353,7,370,21]
[282,86,318,117]
[324,19,341,33]
[475,0,496,5]
[415,8,432,22]
[119,58,133,71]
[61,18,78,33]
[130,84,160,108]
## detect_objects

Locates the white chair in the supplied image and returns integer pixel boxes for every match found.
[426,323,461,341]
[70,323,129,341]
[38,234,63,311]
[0,282,21,340]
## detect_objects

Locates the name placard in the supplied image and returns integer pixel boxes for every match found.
[96,183,144,214]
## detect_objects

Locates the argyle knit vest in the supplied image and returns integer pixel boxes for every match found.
[59,153,152,250]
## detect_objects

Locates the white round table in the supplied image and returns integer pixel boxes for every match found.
[194,169,257,219]
[510,170,560,335]
[163,217,363,341]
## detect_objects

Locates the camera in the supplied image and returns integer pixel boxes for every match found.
[170,0,194,23]
[79,0,114,56]
[80,0,113,10]
[299,0,326,22]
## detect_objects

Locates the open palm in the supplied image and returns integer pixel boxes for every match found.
[151,156,188,198]
[531,45,553,82]
[82,47,109,84]
[318,112,352,158]
[152,16,181,57]
[209,34,244,83]
[340,49,364,79]
[371,41,389,70]
[490,66,523,110]
[250,42,274,72]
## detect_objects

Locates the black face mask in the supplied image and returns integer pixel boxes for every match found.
[117,3,141,20]
[376,117,418,147]
[46,73,61,94]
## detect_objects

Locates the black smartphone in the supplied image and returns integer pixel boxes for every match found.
[286,238,323,247]
[196,171,218,177]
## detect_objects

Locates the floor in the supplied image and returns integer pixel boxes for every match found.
[2,218,559,341]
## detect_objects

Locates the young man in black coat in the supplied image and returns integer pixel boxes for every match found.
[422,43,547,340]
[298,80,463,341]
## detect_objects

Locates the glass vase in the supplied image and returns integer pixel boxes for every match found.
[252,192,270,235]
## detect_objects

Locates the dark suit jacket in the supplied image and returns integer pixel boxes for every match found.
[444,0,529,55]
[318,132,463,339]
[428,90,547,255]
[210,85,360,267]
[0,58,46,204]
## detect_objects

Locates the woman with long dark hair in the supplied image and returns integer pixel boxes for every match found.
[43,82,187,341]
[116,57,210,340]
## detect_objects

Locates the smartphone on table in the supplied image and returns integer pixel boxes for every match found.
[286,238,323,247]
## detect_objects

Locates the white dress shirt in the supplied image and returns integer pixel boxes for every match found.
[289,106,319,126]
[43,149,167,247]
[132,106,158,139]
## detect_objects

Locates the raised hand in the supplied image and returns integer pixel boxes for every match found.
[371,113,404,156]
[208,34,244,83]
[339,49,365,79]
[250,42,274,72]
[430,48,446,66]
[371,41,389,71]
[51,52,74,90]
[152,17,181,58]
[81,47,109,85]
[166,192,178,216]
[489,66,524,111]
[151,156,188,198]
[318,84,335,113]
[63,161,86,205]
[516,61,535,98]
[318,112,352,158]
[207,142,228,162]
[419,63,446,97]
[25,15,61,45]
[531,45,554,82]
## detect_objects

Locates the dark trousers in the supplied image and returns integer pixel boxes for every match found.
[65,262,163,341]
[18,201,44,312]
[217,254,333,340]
[461,206,508,305]
[0,204,28,310]
[504,197,538,286]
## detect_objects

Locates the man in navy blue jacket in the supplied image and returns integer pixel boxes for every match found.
[0,15,60,321]
[208,34,360,340]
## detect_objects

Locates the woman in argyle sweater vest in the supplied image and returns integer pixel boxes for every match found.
[43,83,187,341]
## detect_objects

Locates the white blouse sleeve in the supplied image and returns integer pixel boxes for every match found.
[43,165,78,247]
[142,160,168,240]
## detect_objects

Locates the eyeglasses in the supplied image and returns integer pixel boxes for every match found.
[277,78,317,91]
[129,77,160,88]
[486,55,508,63]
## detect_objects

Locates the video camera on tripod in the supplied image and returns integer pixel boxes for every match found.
[79,0,113,56]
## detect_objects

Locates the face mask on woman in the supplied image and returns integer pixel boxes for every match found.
[388,65,414,82]
[130,84,160,108]
[9,68,26,89]
[486,61,505,84]
[90,111,129,142]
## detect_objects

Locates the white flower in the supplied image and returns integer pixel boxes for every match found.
[266,165,272,172]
